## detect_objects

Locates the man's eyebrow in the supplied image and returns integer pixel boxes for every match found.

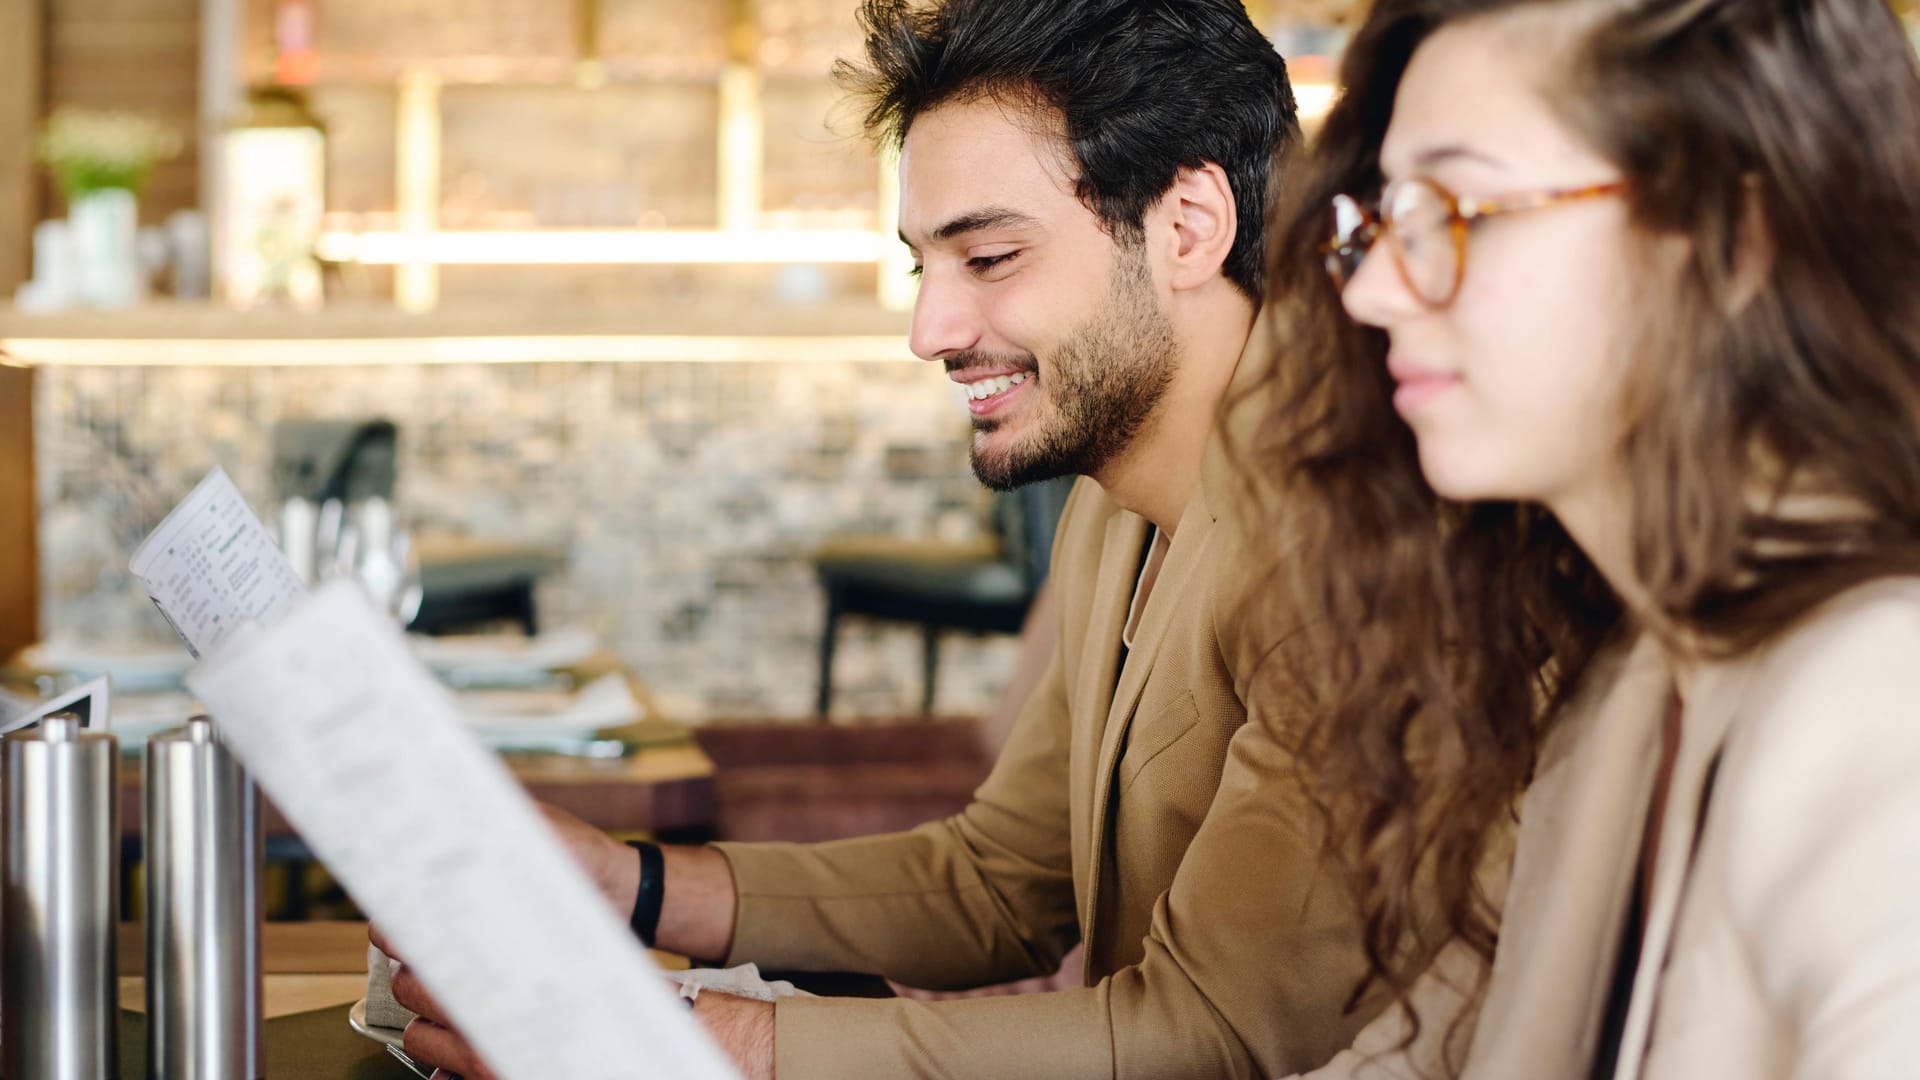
[900,207,1042,249]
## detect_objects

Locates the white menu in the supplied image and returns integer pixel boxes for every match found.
[0,675,112,737]
[185,581,737,1080]
[129,468,304,659]
[129,470,737,1080]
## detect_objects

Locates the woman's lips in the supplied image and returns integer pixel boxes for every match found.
[1392,372,1463,416]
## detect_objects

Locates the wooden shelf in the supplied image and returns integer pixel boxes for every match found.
[2,299,907,340]
[0,299,913,366]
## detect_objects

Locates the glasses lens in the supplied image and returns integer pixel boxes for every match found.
[1384,179,1460,304]
[1325,194,1373,288]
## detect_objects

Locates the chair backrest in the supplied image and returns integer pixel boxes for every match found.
[991,476,1076,593]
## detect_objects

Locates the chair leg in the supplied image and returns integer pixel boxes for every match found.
[817,591,842,721]
[514,581,539,637]
[921,624,939,716]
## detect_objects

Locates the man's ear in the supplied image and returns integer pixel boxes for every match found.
[1160,162,1238,292]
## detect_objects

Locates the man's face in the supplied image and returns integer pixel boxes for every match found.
[898,100,1178,491]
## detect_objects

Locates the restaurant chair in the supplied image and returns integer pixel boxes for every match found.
[813,477,1073,717]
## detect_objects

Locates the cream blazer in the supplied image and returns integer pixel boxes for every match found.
[1301,576,1920,1079]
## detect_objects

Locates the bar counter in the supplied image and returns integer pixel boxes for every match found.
[15,295,1009,722]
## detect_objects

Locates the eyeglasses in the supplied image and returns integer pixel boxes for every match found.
[1321,176,1630,307]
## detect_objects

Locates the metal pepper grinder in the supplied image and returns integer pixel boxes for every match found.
[1,712,121,1080]
[144,716,263,1079]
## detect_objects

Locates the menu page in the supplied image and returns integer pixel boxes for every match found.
[185,580,737,1080]
[0,675,112,736]
[129,468,304,659]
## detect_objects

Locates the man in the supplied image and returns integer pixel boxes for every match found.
[389,1,1375,1076]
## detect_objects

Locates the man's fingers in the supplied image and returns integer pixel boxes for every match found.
[403,1019,501,1080]
[402,1018,465,1069]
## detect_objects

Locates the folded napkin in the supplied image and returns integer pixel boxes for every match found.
[366,944,413,1030]
[364,945,812,1033]
[671,964,812,1004]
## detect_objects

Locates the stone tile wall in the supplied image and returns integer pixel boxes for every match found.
[35,357,1021,720]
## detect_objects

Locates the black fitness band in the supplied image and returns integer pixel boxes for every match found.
[626,840,666,947]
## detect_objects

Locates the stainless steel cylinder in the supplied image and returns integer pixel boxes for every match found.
[144,716,262,1080]
[1,712,121,1080]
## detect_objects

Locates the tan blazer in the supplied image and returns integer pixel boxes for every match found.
[713,340,1373,1078]
[1304,577,1920,1080]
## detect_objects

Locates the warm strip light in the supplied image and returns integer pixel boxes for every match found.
[395,71,444,311]
[0,335,914,367]
[717,64,765,233]
[1296,83,1340,122]
[315,229,897,266]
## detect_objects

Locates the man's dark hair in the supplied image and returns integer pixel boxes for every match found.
[837,0,1300,301]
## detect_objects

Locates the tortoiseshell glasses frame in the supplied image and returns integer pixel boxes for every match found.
[1322,175,1630,307]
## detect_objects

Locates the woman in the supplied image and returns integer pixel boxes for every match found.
[1251,1,1920,1077]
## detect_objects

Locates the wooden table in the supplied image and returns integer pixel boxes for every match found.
[113,921,693,1077]
[118,921,384,1021]
[4,649,717,840]
[114,739,718,843]
[117,920,692,1015]
[116,921,414,1078]
[500,740,716,839]
[108,739,716,918]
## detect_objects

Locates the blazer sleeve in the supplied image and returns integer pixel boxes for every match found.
[762,698,1377,1079]
[1720,592,1920,1080]
[712,609,1081,991]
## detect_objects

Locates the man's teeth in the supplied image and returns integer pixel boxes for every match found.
[968,373,1031,401]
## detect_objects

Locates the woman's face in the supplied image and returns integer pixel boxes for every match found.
[1340,16,1661,510]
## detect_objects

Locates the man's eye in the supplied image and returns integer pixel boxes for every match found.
[968,252,1020,275]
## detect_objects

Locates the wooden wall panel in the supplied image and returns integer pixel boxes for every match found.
[0,363,38,663]
[41,0,201,225]
[0,0,45,295]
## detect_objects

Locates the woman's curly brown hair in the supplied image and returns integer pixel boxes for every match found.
[1239,0,1920,1070]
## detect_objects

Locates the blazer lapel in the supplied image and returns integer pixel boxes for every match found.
[1610,657,1757,1080]
[1078,511,1148,747]
[1072,508,1149,937]
[1072,322,1259,955]
[1079,492,1214,945]
[1467,632,1673,1078]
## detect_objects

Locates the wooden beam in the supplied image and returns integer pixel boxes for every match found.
[0,0,45,295]
[0,361,39,663]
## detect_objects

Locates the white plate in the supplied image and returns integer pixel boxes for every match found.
[20,642,193,693]
[411,627,599,687]
[457,672,642,744]
[347,998,405,1048]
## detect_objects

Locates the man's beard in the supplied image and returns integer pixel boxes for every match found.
[959,247,1177,492]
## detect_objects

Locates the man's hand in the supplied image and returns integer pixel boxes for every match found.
[373,923,775,1079]
[538,802,740,963]
[537,803,642,912]
[370,924,504,1080]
